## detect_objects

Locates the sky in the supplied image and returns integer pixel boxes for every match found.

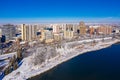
[0,0,120,23]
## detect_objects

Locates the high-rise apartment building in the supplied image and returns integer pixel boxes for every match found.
[78,21,86,35]
[90,27,95,35]
[40,29,45,41]
[53,24,60,34]
[89,26,100,35]
[98,25,112,35]
[64,24,74,39]
[52,24,64,41]
[21,24,37,41]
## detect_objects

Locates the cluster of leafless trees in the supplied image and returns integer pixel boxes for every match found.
[33,46,58,65]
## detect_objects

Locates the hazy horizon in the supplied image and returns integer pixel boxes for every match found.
[0,17,120,24]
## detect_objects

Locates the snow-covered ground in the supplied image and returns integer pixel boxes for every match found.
[0,52,17,61]
[0,52,17,79]
[3,37,120,80]
[0,60,9,68]
[0,52,17,69]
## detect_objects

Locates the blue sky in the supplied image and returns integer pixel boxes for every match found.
[0,0,120,23]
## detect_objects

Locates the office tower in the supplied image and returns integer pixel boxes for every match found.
[78,21,86,35]
[21,24,37,41]
[1,24,16,41]
[64,24,74,39]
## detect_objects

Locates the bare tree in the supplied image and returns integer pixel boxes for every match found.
[33,47,47,65]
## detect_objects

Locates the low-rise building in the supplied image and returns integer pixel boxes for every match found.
[40,28,54,43]
[54,33,63,41]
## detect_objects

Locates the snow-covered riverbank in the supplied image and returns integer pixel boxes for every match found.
[3,38,120,80]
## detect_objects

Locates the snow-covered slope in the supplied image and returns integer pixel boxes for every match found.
[3,38,119,80]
